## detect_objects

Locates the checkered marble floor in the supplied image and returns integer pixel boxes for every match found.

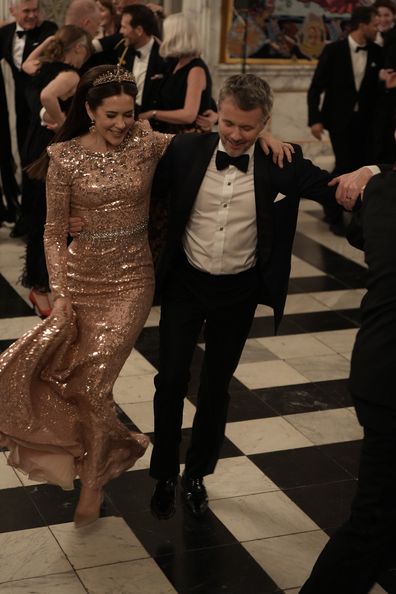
[0,201,391,594]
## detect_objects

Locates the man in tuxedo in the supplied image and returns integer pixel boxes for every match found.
[118,4,167,116]
[0,0,57,233]
[300,163,396,594]
[148,74,361,520]
[307,5,382,234]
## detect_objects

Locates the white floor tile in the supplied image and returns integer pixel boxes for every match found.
[0,572,87,593]
[244,530,329,589]
[211,491,318,541]
[50,517,149,569]
[311,289,366,310]
[286,353,350,382]
[0,452,22,489]
[113,373,155,404]
[290,255,325,278]
[0,316,39,340]
[0,527,71,583]
[257,334,336,360]
[226,417,313,455]
[77,558,177,594]
[312,328,358,355]
[285,408,363,445]
[236,338,278,364]
[119,350,156,377]
[234,359,309,389]
[283,293,329,315]
[205,456,278,499]
[121,398,195,433]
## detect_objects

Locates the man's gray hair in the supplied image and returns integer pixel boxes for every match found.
[218,74,273,121]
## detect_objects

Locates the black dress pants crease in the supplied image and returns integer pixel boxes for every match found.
[300,425,396,594]
[150,256,258,480]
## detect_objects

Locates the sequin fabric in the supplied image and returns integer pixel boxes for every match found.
[0,121,173,490]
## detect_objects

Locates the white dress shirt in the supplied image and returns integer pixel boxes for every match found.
[13,24,27,70]
[348,35,368,109]
[183,140,257,275]
[133,37,154,107]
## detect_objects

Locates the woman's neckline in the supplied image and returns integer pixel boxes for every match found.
[74,129,133,155]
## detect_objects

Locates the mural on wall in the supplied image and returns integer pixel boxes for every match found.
[221,0,375,63]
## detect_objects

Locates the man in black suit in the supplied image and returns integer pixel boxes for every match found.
[118,4,167,116]
[300,163,396,594]
[148,74,360,520]
[307,6,382,233]
[0,0,57,233]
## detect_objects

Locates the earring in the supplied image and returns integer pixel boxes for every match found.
[89,119,96,134]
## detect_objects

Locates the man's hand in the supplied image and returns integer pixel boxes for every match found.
[259,131,295,168]
[69,216,84,237]
[329,166,375,210]
[311,123,324,141]
[196,109,218,132]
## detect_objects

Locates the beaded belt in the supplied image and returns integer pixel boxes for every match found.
[80,219,148,241]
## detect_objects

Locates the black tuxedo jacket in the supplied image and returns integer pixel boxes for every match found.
[152,133,336,331]
[348,171,396,415]
[0,20,57,78]
[308,38,383,132]
[116,38,166,112]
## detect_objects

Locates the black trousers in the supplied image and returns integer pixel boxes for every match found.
[150,256,259,480]
[300,425,396,594]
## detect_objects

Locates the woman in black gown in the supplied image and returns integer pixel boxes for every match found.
[21,25,92,317]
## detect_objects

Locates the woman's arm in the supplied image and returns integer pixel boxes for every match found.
[40,71,80,129]
[44,155,73,316]
[22,35,55,75]
[139,66,206,125]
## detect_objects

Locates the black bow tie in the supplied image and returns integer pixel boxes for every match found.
[356,45,368,52]
[131,48,141,58]
[16,30,27,38]
[215,150,249,173]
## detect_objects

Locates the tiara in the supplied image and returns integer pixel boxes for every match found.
[92,66,136,87]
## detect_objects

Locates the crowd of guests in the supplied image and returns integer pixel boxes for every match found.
[1,3,396,593]
[308,0,396,234]
[0,0,214,317]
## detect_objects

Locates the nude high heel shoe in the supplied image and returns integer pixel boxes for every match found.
[73,486,104,528]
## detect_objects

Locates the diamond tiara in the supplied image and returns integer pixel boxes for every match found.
[92,66,136,87]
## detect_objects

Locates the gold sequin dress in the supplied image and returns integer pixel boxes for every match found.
[0,121,173,490]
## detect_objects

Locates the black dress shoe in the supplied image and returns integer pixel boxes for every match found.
[150,478,177,520]
[181,475,208,518]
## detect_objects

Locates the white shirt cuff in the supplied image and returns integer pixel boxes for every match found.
[39,106,47,127]
[366,165,381,175]
[92,39,102,53]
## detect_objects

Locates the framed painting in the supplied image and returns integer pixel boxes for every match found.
[220,0,372,64]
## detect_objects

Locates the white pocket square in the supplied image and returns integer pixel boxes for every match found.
[274,192,286,203]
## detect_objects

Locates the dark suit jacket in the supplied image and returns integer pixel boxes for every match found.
[0,20,57,149]
[307,38,383,132]
[128,39,167,113]
[348,172,396,415]
[0,20,58,79]
[152,133,336,331]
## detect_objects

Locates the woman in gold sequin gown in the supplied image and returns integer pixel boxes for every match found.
[0,65,173,526]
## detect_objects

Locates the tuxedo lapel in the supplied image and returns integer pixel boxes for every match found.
[4,24,16,64]
[341,39,356,90]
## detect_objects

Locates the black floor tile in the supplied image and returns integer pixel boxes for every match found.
[285,480,357,531]
[156,543,281,594]
[249,446,351,489]
[293,232,367,287]
[178,428,244,462]
[254,381,347,416]
[106,470,240,558]
[188,379,277,423]
[249,316,303,338]
[0,275,34,318]
[318,440,362,479]
[26,481,116,526]
[0,339,14,353]
[0,486,45,532]
[288,276,351,294]
[286,310,359,333]
[314,379,353,408]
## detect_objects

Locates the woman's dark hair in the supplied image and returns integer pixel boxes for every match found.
[27,64,138,180]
